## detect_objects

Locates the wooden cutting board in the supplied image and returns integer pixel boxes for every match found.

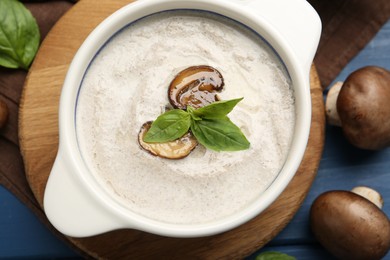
[19,0,325,259]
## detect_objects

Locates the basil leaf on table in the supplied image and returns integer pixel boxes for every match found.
[0,0,40,69]
[190,116,250,151]
[192,97,243,119]
[256,251,296,260]
[143,109,191,143]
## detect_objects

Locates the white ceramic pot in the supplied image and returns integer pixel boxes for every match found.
[44,0,321,238]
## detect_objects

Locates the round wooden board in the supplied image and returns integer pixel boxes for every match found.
[19,0,325,259]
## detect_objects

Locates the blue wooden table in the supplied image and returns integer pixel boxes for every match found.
[1,19,389,260]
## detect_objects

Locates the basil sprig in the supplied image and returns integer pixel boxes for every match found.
[143,98,250,152]
[0,0,40,70]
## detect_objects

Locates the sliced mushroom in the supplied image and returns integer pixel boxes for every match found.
[325,66,390,150]
[310,187,390,260]
[0,100,9,129]
[138,121,198,159]
[168,65,224,109]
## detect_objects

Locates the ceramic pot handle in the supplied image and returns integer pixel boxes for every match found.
[236,0,321,76]
[44,149,127,237]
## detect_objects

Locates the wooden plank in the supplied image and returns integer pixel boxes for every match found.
[0,185,78,259]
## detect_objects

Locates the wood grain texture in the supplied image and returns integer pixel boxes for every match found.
[19,0,325,258]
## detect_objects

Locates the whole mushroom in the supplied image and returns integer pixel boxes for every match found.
[0,100,9,129]
[310,186,390,260]
[325,66,390,150]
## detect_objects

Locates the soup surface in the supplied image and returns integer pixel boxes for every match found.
[76,11,295,224]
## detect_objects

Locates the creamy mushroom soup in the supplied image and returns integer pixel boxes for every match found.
[76,11,295,224]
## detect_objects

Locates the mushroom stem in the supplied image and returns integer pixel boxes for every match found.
[351,186,384,209]
[325,81,343,127]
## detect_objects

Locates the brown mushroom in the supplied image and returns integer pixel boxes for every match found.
[138,121,198,159]
[310,186,390,260]
[168,65,224,109]
[0,100,9,129]
[325,66,390,150]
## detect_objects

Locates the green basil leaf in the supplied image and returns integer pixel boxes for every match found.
[143,109,191,143]
[190,117,250,151]
[0,0,40,69]
[256,251,296,260]
[192,97,243,119]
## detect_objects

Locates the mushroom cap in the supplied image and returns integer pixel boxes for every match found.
[337,66,390,150]
[310,190,390,260]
